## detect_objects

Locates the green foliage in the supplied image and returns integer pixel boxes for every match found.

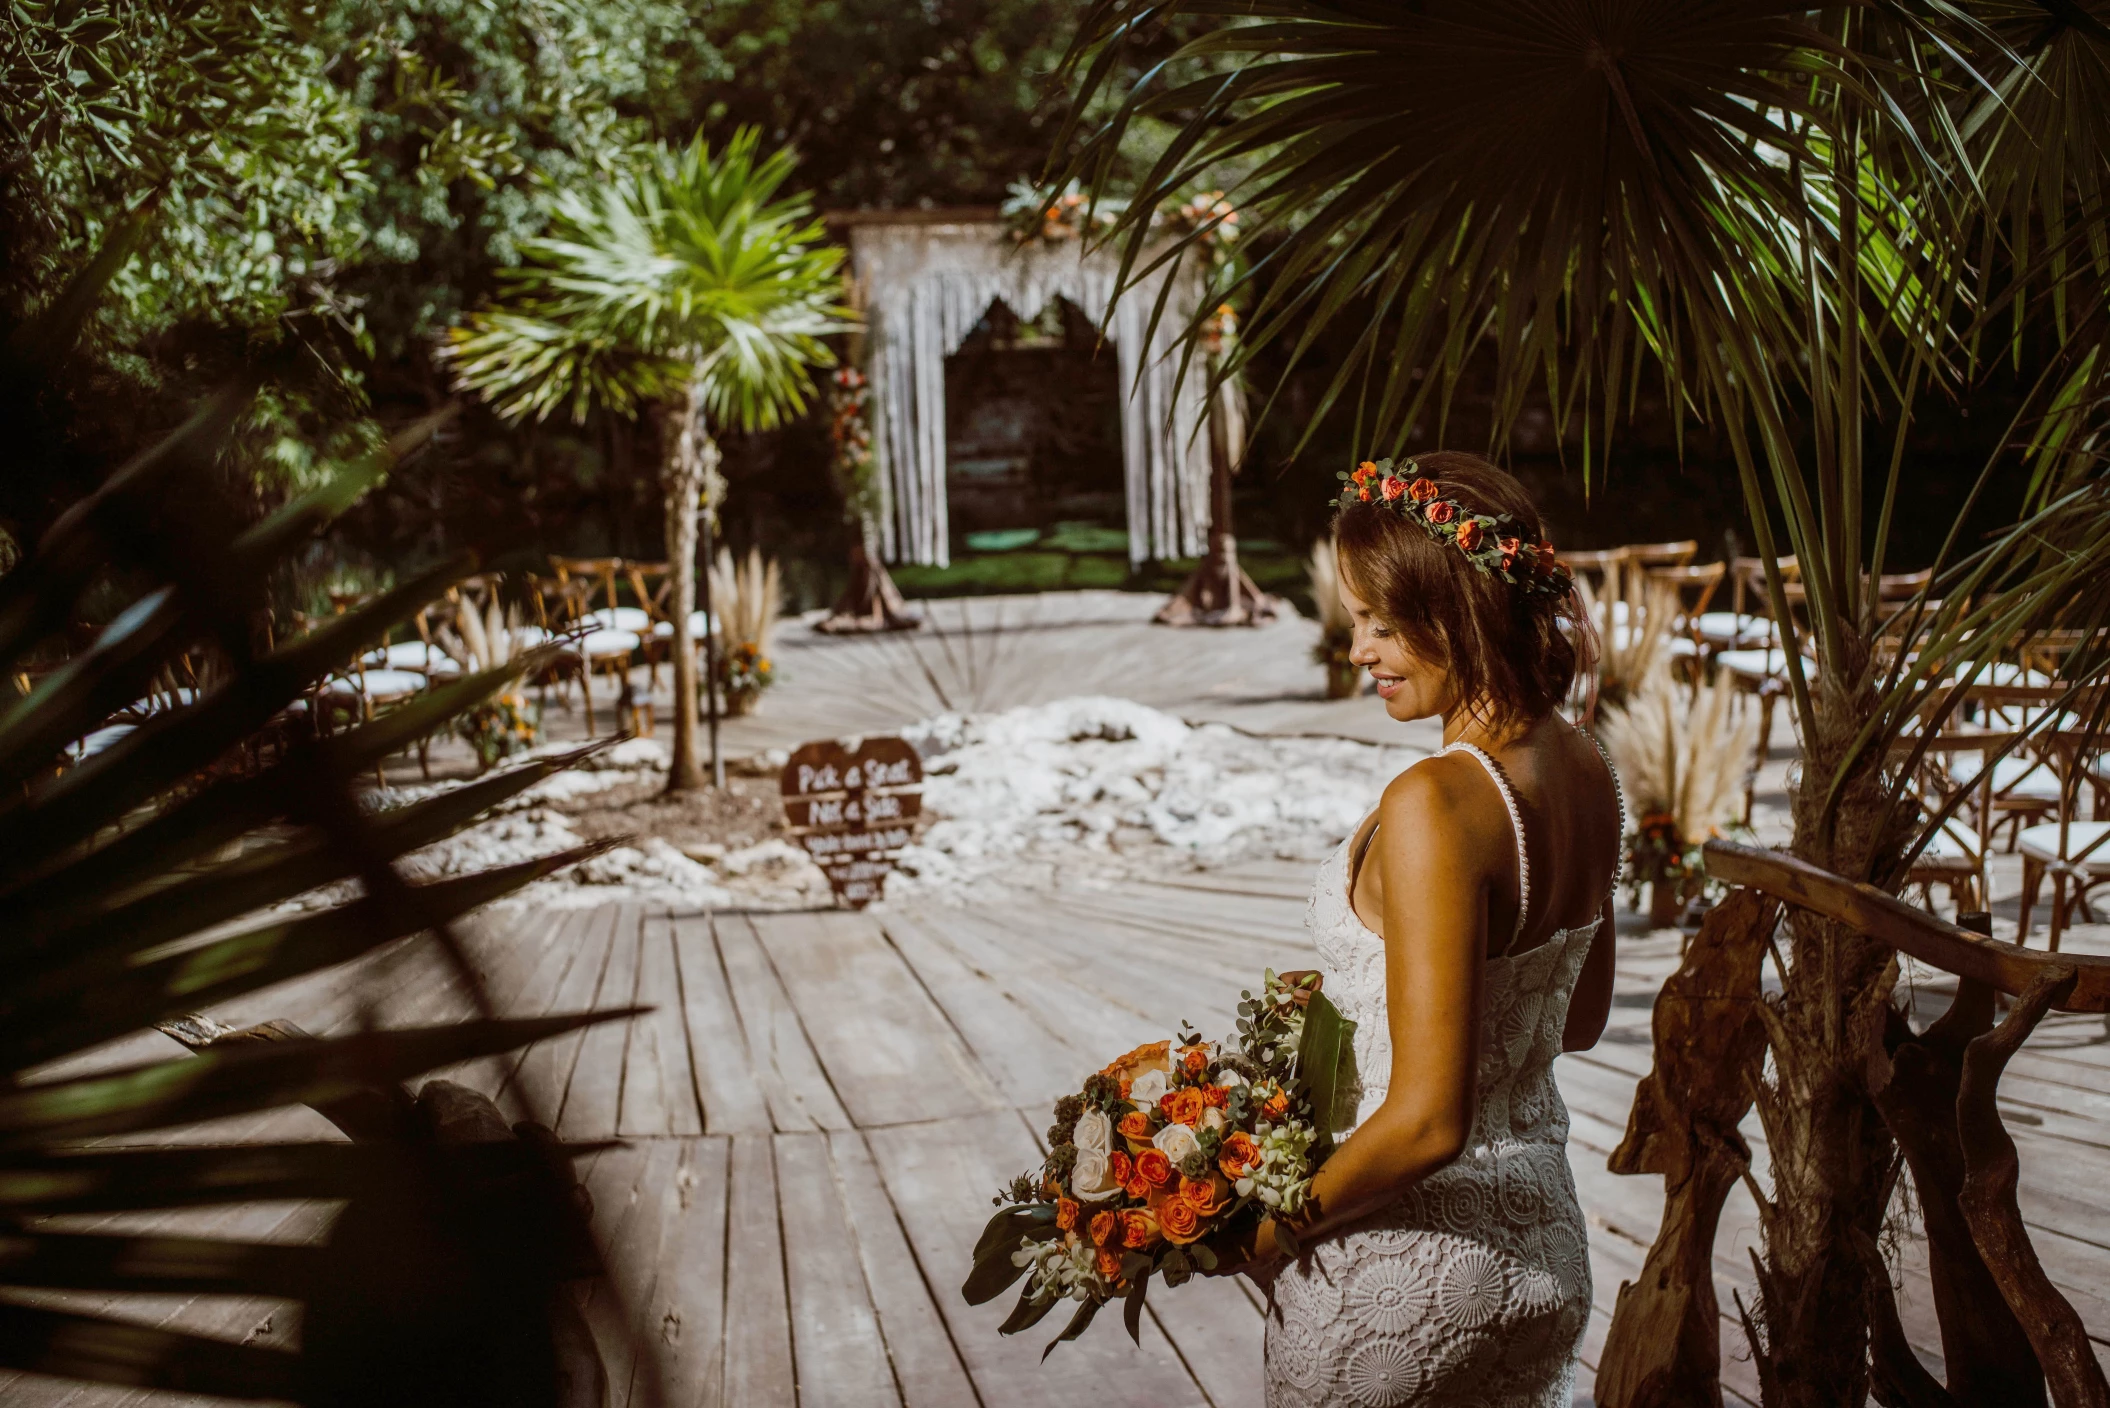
[445,128,852,431]
[0,244,626,1399]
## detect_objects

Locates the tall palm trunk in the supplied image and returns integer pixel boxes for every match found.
[1746,650,1908,1406]
[663,386,718,792]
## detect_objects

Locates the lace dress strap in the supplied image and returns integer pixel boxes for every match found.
[1440,741,1530,951]
[1577,724,1627,903]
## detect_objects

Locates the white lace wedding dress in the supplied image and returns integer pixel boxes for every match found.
[1264,741,1613,1407]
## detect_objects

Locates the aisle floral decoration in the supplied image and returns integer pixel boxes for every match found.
[455,689,541,769]
[964,971,1356,1353]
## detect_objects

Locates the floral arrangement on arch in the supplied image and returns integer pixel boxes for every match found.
[964,971,1355,1353]
[827,366,882,529]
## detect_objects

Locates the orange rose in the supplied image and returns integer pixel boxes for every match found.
[1357,486,1372,501]
[1055,1197,1080,1231]
[1181,1047,1209,1076]
[1202,1084,1229,1109]
[1118,1110,1155,1142]
[1134,1148,1174,1188]
[1352,460,1378,483]
[1179,1173,1232,1218]
[1123,1173,1151,1200]
[1160,1088,1204,1126]
[1380,474,1406,501]
[1096,1247,1123,1280]
[1499,535,1521,570]
[1426,500,1456,525]
[1456,518,1484,551]
[1219,1131,1260,1179]
[1109,1151,1133,1185]
[1155,1195,1203,1245]
[1264,1089,1291,1119]
[1121,1209,1163,1250]
[1102,1040,1173,1084]
[1408,476,1440,503]
[1088,1209,1120,1248]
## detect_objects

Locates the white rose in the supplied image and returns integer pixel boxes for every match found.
[1129,1069,1170,1108]
[1073,1108,1112,1156]
[1069,1148,1121,1202]
[1152,1122,1201,1167]
[1216,1068,1246,1089]
[1200,1107,1228,1133]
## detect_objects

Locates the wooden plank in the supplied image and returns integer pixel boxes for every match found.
[724,1134,796,1408]
[825,1129,979,1407]
[878,909,1088,1108]
[658,1136,732,1408]
[715,915,851,1132]
[508,905,618,1123]
[598,1137,686,1406]
[625,915,703,1137]
[864,1111,1210,1408]
[1143,1274,1264,1408]
[775,1131,901,1407]
[562,904,644,1139]
[753,910,1002,1128]
[674,916,772,1135]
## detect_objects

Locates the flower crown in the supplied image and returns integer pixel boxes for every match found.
[1330,458,1571,596]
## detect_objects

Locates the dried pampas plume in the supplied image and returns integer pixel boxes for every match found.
[1308,538,1352,637]
[1597,662,1757,844]
[711,548,782,653]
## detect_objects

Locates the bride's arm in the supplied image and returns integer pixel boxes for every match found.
[1248,762,1492,1259]
[1561,893,1616,1051]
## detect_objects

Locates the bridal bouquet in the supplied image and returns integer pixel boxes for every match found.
[964,971,1356,1354]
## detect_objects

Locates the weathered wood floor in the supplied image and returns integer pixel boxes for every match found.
[15,865,2110,1407]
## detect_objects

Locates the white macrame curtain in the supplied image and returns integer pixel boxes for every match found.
[849,221,1214,568]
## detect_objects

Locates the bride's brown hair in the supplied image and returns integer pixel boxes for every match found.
[1333,451,1593,729]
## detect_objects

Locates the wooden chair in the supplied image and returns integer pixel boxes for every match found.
[550,557,644,735]
[2016,715,2110,949]
[1895,720,2020,914]
[1625,539,1699,569]
[1648,561,1726,674]
[1697,555,1796,659]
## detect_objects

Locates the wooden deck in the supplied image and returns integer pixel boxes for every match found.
[16,869,2110,1407]
[18,590,2107,1405]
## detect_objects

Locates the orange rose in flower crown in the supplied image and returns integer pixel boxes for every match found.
[1408,476,1440,503]
[1380,475,1407,501]
[1426,499,1456,525]
[1455,518,1485,551]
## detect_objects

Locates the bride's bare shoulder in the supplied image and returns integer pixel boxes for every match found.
[1375,752,1510,856]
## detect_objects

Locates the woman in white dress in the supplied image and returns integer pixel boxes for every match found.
[1220,452,1622,1407]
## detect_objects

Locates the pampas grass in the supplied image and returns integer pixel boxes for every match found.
[710,547,782,653]
[1308,538,1351,638]
[1597,661,1757,844]
[436,581,536,673]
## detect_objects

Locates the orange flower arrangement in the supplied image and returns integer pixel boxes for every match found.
[1133,1149,1174,1188]
[1218,1131,1260,1179]
[1159,1087,1208,1127]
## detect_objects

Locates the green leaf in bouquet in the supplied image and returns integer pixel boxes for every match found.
[1272,1222,1302,1260]
[1041,1296,1101,1359]
[1294,987,1359,1148]
[1191,1242,1219,1272]
[963,1203,1051,1306]
[1122,1266,1149,1344]
[997,1283,1058,1336]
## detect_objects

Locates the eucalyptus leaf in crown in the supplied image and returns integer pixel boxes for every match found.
[1332,459,1572,597]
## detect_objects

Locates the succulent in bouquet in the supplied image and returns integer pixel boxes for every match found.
[963,971,1356,1355]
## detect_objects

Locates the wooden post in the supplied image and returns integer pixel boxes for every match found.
[1156,369,1279,627]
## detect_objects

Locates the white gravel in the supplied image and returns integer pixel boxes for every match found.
[339,698,1422,914]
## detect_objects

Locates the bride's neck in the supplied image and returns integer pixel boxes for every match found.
[1440,700,1538,752]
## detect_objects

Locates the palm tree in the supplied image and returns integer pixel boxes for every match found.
[446,129,852,790]
[1051,4,2110,1401]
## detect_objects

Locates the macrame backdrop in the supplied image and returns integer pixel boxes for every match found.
[849,220,1214,567]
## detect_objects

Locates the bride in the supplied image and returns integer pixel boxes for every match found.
[1222,452,1622,1407]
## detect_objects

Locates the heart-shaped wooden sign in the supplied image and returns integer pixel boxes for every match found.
[780,736,924,908]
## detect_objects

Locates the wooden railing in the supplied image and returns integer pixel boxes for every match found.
[1596,841,2110,1408]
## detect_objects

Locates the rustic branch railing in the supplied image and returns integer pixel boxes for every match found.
[1596,841,2110,1408]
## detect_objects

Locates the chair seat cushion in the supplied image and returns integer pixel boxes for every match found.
[68,724,135,762]
[1696,612,1778,647]
[2018,820,2110,867]
[586,607,653,633]
[363,641,460,674]
[323,668,428,698]
[1945,661,2052,688]
[1918,820,1983,861]
[651,612,716,638]
[1665,635,1700,658]
[1949,755,2063,802]
[1715,647,1798,681]
[576,629,641,658]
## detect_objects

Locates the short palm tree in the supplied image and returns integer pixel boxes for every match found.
[1052,3,2110,1402]
[446,129,852,789]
